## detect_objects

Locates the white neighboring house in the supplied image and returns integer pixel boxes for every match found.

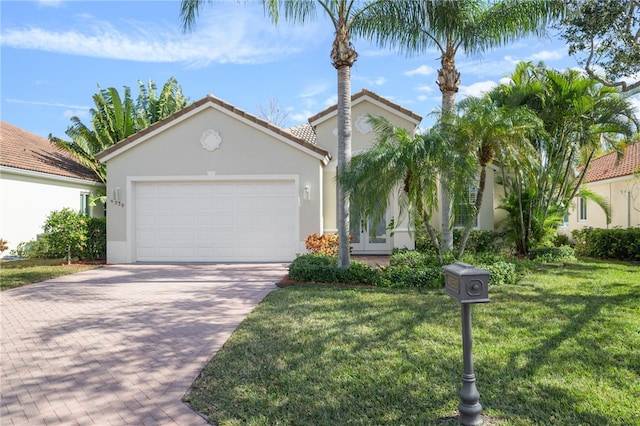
[96,89,502,264]
[563,142,640,233]
[0,121,105,255]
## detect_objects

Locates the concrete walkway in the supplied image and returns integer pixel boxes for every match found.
[1,263,287,425]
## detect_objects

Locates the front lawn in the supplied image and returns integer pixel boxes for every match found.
[0,258,102,291]
[184,259,639,425]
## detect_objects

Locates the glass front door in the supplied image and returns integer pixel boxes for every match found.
[350,210,392,254]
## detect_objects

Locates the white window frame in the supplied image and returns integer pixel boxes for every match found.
[578,197,587,222]
[455,185,479,228]
[80,192,91,216]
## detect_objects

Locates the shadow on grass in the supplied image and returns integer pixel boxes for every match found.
[186,269,639,425]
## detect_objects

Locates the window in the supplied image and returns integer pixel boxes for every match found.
[455,185,478,228]
[80,192,90,216]
[578,197,587,221]
[562,211,570,227]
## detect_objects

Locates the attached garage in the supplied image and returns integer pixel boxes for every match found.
[134,179,298,262]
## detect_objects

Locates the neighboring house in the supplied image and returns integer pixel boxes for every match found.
[0,121,104,254]
[563,142,640,234]
[96,89,500,264]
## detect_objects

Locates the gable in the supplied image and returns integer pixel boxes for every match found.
[308,88,422,128]
[97,95,330,165]
[0,121,100,182]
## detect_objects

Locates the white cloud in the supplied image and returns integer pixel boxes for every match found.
[299,83,328,98]
[36,0,64,7]
[405,65,435,77]
[6,98,90,110]
[417,95,428,101]
[528,49,565,62]
[63,109,90,119]
[459,81,498,98]
[0,4,325,66]
[323,95,338,107]
[290,110,314,123]
[416,84,434,93]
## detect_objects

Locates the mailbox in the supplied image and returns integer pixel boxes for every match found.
[443,262,490,304]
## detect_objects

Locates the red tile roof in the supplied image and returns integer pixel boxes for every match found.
[583,142,640,183]
[0,121,101,182]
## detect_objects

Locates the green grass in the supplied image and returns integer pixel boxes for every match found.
[184,258,640,425]
[0,258,102,291]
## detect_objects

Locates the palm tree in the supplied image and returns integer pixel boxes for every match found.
[181,0,391,268]
[356,0,566,253]
[340,115,472,264]
[452,94,543,257]
[494,62,638,253]
[50,78,188,184]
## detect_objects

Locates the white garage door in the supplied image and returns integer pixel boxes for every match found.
[135,180,298,262]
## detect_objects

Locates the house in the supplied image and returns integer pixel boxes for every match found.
[96,89,500,264]
[563,142,640,233]
[0,121,105,254]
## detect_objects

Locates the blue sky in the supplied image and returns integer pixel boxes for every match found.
[0,0,614,141]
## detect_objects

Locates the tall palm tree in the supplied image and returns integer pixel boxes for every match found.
[50,78,188,183]
[180,0,387,268]
[356,0,566,253]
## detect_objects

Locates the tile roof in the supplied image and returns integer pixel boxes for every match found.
[287,123,317,145]
[97,94,331,162]
[582,142,640,183]
[308,88,423,124]
[0,121,101,182]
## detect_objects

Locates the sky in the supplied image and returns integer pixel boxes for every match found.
[1,0,631,141]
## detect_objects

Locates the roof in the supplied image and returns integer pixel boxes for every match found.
[287,123,317,145]
[308,88,423,125]
[96,94,331,162]
[583,142,640,183]
[0,121,101,182]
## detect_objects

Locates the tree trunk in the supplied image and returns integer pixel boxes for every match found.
[336,65,352,268]
[437,44,460,254]
[332,23,357,269]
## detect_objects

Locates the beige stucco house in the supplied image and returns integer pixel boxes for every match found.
[0,121,104,254]
[97,89,503,264]
[562,143,640,234]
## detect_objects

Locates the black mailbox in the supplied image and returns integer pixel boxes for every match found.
[443,262,490,304]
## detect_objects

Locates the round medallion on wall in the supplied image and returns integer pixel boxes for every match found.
[355,114,373,134]
[200,129,222,152]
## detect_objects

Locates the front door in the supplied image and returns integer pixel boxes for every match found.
[350,211,392,254]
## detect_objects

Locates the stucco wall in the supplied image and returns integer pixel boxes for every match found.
[0,170,104,254]
[103,106,324,262]
[563,176,640,236]
[316,99,419,237]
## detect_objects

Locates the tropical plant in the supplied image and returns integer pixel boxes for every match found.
[340,116,474,264]
[452,94,543,257]
[494,62,638,254]
[355,0,566,253]
[50,77,188,184]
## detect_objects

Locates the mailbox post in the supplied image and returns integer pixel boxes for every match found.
[443,262,490,426]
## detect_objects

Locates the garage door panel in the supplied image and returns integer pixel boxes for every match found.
[135,180,298,262]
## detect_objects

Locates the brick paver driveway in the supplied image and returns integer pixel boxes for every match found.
[1,263,287,425]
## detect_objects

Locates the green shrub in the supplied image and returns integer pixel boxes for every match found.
[288,254,381,285]
[454,229,508,253]
[84,217,106,260]
[572,227,640,260]
[528,245,576,263]
[15,236,64,259]
[476,261,518,285]
[389,250,434,268]
[381,265,444,288]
